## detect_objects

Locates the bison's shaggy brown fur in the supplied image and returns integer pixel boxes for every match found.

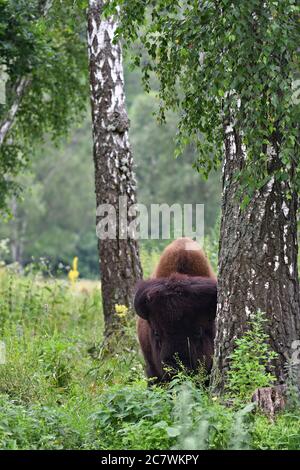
[134,238,217,383]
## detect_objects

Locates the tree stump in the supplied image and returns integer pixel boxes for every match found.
[252,385,287,420]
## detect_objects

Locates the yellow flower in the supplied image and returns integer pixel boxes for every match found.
[115,304,128,317]
[68,257,79,284]
[116,312,126,318]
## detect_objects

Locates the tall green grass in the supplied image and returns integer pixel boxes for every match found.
[0,262,300,450]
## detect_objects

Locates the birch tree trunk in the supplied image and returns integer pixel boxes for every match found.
[212,126,300,390]
[87,0,143,333]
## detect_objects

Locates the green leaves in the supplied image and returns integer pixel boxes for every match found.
[226,310,278,402]
[114,0,300,196]
[0,0,89,213]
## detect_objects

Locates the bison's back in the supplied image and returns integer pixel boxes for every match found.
[153,237,215,279]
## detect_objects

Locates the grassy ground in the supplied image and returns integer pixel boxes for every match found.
[0,262,300,450]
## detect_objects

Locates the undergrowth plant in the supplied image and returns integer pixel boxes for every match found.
[0,266,300,449]
[226,310,278,402]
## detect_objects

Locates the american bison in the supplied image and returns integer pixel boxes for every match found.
[134,237,217,383]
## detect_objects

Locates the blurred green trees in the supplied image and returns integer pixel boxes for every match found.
[0,67,220,278]
[0,0,89,211]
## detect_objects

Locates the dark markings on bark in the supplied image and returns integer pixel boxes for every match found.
[87,0,142,333]
[212,124,300,390]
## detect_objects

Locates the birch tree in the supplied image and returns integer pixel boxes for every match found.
[0,0,52,147]
[0,0,88,212]
[110,0,300,388]
[87,0,142,333]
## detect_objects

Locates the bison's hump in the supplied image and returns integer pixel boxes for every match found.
[134,274,217,321]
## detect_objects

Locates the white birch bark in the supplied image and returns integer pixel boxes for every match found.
[212,125,300,390]
[87,0,142,332]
